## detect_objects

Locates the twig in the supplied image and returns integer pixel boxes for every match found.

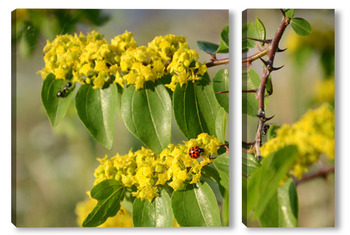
[294,166,335,186]
[206,58,229,68]
[242,47,269,65]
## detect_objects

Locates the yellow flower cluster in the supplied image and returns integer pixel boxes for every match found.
[75,195,133,227]
[38,30,207,90]
[93,133,221,202]
[260,104,334,179]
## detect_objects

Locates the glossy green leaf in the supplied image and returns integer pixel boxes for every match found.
[246,145,298,218]
[82,179,125,227]
[201,164,221,185]
[121,81,171,154]
[216,25,229,53]
[284,9,295,18]
[41,74,75,127]
[213,153,229,191]
[133,189,174,227]
[290,17,312,36]
[75,84,118,149]
[171,182,221,226]
[215,108,227,143]
[242,69,260,117]
[213,69,229,113]
[197,40,219,55]
[258,178,298,227]
[173,73,220,139]
[255,17,266,45]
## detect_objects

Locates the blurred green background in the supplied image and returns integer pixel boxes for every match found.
[243,9,334,227]
[12,9,229,227]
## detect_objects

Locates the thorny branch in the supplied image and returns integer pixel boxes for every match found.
[244,9,290,161]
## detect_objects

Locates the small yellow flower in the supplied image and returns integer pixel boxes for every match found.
[39,30,207,91]
[92,133,222,202]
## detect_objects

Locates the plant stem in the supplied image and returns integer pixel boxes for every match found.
[253,10,290,161]
[206,58,229,68]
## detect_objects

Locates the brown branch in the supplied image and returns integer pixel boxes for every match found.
[215,91,229,94]
[253,10,291,161]
[294,166,335,186]
[206,58,229,68]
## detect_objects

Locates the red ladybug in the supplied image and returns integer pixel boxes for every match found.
[189,146,204,159]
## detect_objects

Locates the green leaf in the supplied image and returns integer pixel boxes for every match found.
[173,73,220,139]
[41,74,75,127]
[216,25,229,53]
[19,20,40,57]
[255,17,266,45]
[215,108,227,144]
[242,69,260,117]
[284,9,295,18]
[197,40,219,55]
[75,84,118,149]
[290,17,312,36]
[258,178,298,227]
[242,22,256,52]
[133,189,174,227]
[201,164,221,185]
[242,152,260,177]
[213,153,229,191]
[83,179,125,227]
[246,145,298,218]
[267,125,280,140]
[221,190,229,226]
[171,181,221,226]
[213,69,229,113]
[115,83,124,120]
[121,81,172,154]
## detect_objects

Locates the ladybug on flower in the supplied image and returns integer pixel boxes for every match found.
[188,146,205,159]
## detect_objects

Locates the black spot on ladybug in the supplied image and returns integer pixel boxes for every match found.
[189,146,204,159]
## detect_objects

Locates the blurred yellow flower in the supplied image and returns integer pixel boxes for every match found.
[75,196,133,227]
[260,104,334,179]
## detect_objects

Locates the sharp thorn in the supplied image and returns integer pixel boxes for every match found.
[271,65,284,71]
[246,37,272,44]
[266,115,275,121]
[258,57,269,67]
[256,113,265,119]
[280,9,286,17]
[277,47,287,52]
